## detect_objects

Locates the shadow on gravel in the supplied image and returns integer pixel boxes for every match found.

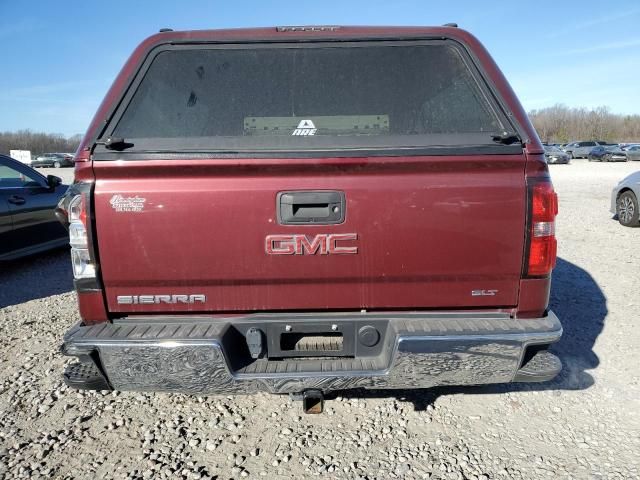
[330,257,606,411]
[545,257,605,390]
[0,248,73,308]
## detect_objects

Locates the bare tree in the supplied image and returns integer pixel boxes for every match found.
[0,130,82,157]
[3,106,640,155]
[528,104,640,143]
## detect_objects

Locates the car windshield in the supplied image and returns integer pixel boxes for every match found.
[544,146,562,152]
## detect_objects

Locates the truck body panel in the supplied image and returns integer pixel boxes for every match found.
[93,155,526,313]
[59,26,562,398]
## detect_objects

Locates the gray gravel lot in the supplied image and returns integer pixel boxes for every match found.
[1,161,639,479]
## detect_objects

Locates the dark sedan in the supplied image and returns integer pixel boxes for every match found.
[31,153,74,168]
[602,146,628,162]
[0,154,69,261]
[588,145,628,162]
[544,145,570,164]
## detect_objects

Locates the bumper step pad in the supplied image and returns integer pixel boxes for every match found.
[63,361,110,391]
[513,350,562,383]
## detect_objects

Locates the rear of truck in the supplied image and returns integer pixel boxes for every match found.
[59,26,561,401]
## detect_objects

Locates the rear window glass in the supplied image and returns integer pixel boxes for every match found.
[111,42,507,152]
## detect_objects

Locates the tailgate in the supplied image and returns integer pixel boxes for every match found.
[93,155,526,313]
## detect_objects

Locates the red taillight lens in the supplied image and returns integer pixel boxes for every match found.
[531,183,558,222]
[526,181,558,277]
[528,236,557,276]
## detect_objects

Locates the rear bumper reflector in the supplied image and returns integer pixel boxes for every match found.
[61,311,562,394]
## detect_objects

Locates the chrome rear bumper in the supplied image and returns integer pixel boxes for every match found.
[61,311,562,395]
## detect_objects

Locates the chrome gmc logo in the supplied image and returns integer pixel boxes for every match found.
[266,233,358,255]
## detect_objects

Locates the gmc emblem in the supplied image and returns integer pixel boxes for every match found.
[266,233,358,255]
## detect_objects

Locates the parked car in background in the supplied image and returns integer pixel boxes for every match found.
[587,145,612,162]
[588,145,628,162]
[587,145,610,161]
[563,141,604,158]
[31,153,74,168]
[603,146,628,162]
[623,145,640,159]
[544,145,570,164]
[611,171,640,227]
[624,145,640,159]
[0,154,69,260]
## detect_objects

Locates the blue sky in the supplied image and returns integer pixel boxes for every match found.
[1,0,639,136]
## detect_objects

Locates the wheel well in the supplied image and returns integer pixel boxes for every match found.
[617,187,636,200]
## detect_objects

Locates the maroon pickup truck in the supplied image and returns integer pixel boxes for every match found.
[58,25,561,412]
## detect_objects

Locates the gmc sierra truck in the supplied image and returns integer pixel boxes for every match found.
[58,25,562,413]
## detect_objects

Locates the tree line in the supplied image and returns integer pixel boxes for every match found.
[0,130,82,157]
[528,105,640,144]
[2,105,640,156]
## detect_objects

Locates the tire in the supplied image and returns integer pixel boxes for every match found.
[54,161,61,168]
[617,191,640,227]
[568,151,574,159]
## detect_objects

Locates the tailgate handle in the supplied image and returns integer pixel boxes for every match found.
[277,191,345,225]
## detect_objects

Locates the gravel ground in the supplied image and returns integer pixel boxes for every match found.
[1,161,639,479]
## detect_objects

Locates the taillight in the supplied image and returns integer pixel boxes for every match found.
[57,184,97,280]
[68,193,96,279]
[526,180,558,277]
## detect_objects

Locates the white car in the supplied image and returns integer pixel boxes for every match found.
[611,171,640,227]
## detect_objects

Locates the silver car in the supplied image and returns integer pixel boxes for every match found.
[625,145,640,161]
[611,171,640,227]
[563,141,604,159]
